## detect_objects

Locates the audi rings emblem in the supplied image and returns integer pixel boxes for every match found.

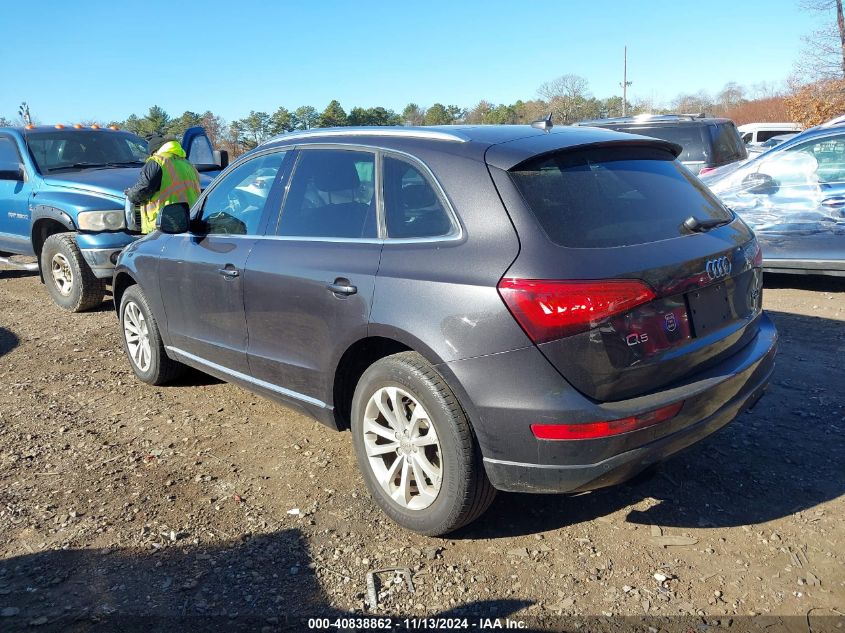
[705,256,732,280]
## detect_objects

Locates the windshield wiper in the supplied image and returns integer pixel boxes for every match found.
[47,162,107,172]
[683,215,733,233]
[105,160,145,167]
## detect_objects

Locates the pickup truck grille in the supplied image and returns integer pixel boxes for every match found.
[134,205,142,230]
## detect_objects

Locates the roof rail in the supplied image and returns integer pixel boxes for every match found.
[261,127,469,146]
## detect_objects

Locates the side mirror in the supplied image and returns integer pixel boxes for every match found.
[742,172,778,196]
[0,162,24,181]
[157,202,190,234]
[213,149,229,170]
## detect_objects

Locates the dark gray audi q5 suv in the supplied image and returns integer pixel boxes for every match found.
[113,125,778,535]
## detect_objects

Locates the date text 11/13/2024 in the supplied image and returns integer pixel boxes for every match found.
[307,617,528,629]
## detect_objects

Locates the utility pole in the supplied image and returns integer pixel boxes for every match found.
[620,46,632,117]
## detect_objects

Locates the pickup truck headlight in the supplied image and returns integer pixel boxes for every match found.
[76,210,126,231]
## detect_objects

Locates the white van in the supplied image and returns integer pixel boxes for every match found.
[738,122,802,145]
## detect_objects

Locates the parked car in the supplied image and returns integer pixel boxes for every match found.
[746,133,800,156]
[113,125,777,535]
[574,114,747,175]
[737,122,802,146]
[702,124,845,276]
[0,125,226,311]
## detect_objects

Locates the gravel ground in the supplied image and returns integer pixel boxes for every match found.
[0,266,843,632]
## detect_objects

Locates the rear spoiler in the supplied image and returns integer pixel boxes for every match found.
[485,131,682,171]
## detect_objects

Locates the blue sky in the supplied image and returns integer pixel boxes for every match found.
[0,0,825,124]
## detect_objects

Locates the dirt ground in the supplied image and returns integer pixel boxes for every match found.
[0,265,843,632]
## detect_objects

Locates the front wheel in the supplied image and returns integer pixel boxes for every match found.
[119,285,185,385]
[40,233,105,312]
[350,352,496,535]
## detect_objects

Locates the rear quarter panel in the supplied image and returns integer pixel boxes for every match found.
[369,150,529,363]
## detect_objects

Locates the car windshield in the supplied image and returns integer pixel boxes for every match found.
[510,146,731,248]
[25,130,148,173]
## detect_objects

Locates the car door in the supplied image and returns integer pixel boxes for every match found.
[728,133,845,266]
[0,134,35,254]
[157,149,289,373]
[244,147,382,409]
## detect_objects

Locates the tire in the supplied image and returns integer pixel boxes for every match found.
[40,232,105,312]
[350,352,496,535]
[119,285,185,385]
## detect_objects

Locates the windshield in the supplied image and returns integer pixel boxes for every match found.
[25,131,148,173]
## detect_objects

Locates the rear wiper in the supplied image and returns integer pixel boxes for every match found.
[47,162,107,172]
[683,215,733,233]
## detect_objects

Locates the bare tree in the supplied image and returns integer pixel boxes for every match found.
[537,74,592,123]
[796,0,845,80]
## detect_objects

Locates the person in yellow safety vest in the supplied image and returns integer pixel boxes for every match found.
[124,135,201,234]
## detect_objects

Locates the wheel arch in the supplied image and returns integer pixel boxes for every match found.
[332,336,413,431]
[112,270,138,314]
[31,212,75,278]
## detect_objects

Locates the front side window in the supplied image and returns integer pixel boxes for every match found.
[707,133,845,229]
[383,156,454,238]
[198,151,286,235]
[0,136,20,163]
[277,149,376,238]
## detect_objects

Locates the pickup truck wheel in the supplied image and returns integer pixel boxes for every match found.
[40,233,105,312]
[119,285,185,385]
[350,352,496,536]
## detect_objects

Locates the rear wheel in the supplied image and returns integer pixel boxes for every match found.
[119,285,184,385]
[40,232,105,312]
[350,352,496,535]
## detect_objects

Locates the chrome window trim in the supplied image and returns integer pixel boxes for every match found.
[275,143,463,244]
[165,346,328,409]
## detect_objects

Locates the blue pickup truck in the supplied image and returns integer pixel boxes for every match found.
[0,125,225,311]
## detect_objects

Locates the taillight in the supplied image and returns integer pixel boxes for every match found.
[698,166,716,176]
[531,401,684,440]
[498,279,656,343]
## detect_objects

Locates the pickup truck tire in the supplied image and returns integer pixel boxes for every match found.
[40,233,105,312]
[350,352,496,535]
[119,285,185,385]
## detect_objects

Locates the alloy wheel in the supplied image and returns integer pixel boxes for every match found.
[362,386,443,510]
[123,301,152,372]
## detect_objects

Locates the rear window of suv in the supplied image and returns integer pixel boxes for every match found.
[510,146,731,248]
[613,125,709,162]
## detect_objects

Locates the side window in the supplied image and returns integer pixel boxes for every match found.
[741,132,752,144]
[188,135,214,165]
[383,156,454,238]
[0,137,21,163]
[199,151,286,235]
[277,149,376,238]
[757,135,845,189]
[710,123,745,163]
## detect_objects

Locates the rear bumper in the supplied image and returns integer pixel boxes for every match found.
[762,258,845,277]
[76,232,139,279]
[443,313,778,494]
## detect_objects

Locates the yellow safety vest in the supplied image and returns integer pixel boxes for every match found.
[141,141,201,234]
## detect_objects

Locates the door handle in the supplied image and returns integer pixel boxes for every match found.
[327,278,357,296]
[218,267,240,279]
